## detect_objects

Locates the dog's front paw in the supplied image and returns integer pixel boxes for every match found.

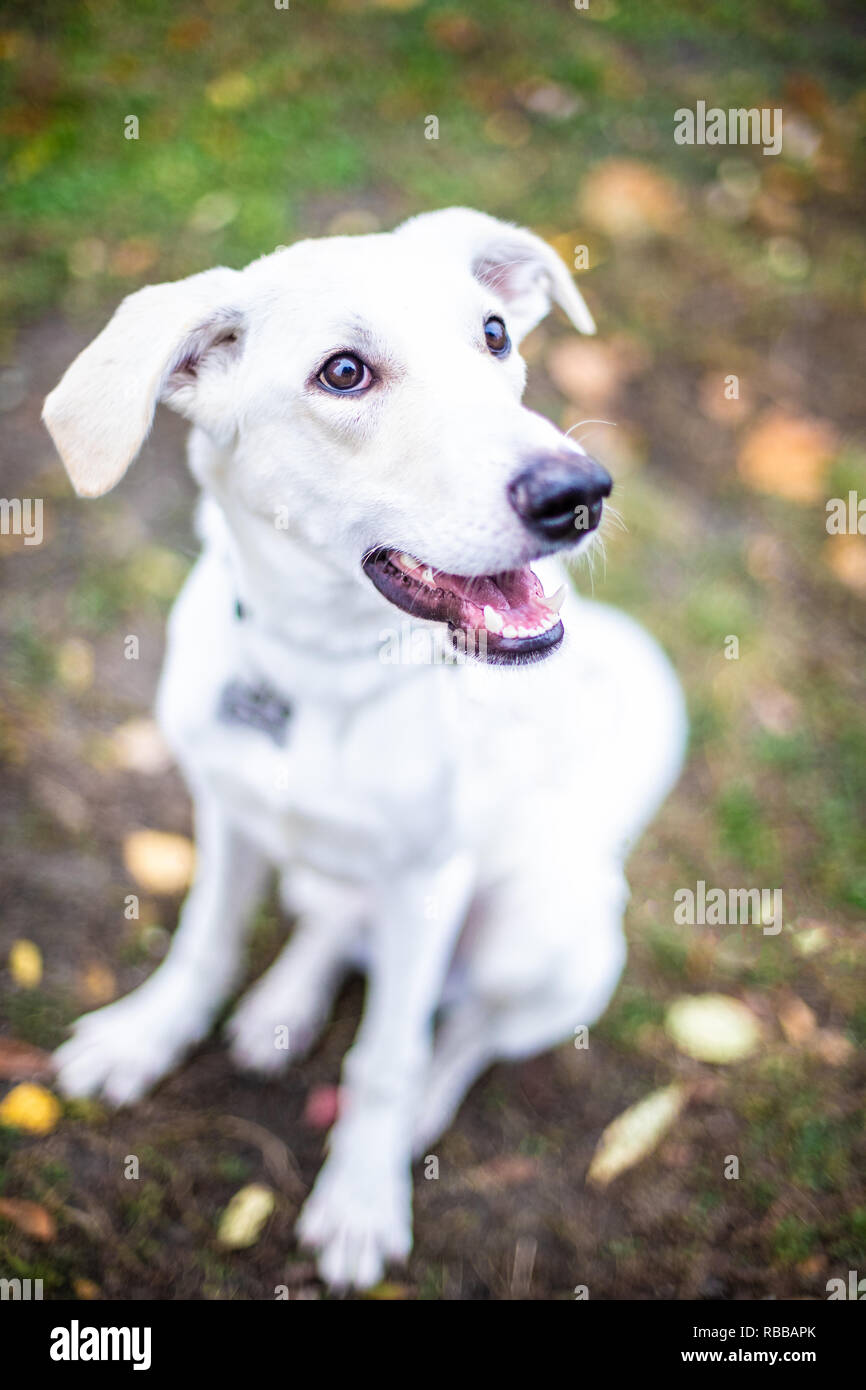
[53,989,202,1106]
[225,985,326,1075]
[297,1153,412,1290]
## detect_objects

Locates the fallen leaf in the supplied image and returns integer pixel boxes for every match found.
[547,339,625,409]
[813,1029,854,1066]
[205,71,254,110]
[699,371,751,425]
[109,718,172,775]
[56,638,94,692]
[73,1277,101,1300]
[188,192,239,235]
[32,776,89,835]
[127,546,188,601]
[514,80,581,121]
[9,938,42,989]
[778,995,817,1045]
[483,110,531,149]
[745,532,786,583]
[0,1197,56,1241]
[123,829,195,895]
[0,1082,62,1134]
[109,238,159,277]
[365,1281,409,1299]
[426,11,482,53]
[750,686,801,736]
[737,410,838,502]
[79,962,116,1007]
[217,1183,275,1249]
[0,1036,53,1080]
[587,1082,689,1186]
[579,159,683,239]
[165,18,211,50]
[466,1155,540,1192]
[665,994,762,1064]
[793,922,830,957]
[302,1085,341,1131]
[824,535,866,595]
[325,208,381,237]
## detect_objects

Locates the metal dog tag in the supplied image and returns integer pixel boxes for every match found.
[218,679,292,747]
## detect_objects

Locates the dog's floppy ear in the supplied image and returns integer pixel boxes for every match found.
[43,266,243,497]
[397,207,596,342]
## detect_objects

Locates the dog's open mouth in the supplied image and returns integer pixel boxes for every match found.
[363,547,565,662]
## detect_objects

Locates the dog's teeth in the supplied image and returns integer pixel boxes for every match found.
[503,624,518,639]
[483,605,505,635]
[399,552,419,570]
[422,566,435,583]
[544,585,567,613]
[517,626,530,638]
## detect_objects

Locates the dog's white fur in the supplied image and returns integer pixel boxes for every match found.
[44,209,686,1290]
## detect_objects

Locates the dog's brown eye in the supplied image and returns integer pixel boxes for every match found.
[318,353,372,393]
[484,315,510,357]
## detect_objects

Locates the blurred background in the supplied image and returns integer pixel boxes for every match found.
[1,0,864,1300]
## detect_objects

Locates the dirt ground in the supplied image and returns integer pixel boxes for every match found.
[1,0,865,1301]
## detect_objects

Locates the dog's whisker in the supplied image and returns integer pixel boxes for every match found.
[564,418,618,447]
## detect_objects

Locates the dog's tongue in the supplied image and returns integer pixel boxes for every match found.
[394,553,543,613]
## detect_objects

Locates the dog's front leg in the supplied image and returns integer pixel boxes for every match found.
[297,850,474,1290]
[53,790,269,1105]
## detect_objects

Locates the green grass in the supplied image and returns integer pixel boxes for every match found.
[2,0,865,344]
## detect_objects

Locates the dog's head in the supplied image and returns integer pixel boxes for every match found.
[44,208,610,664]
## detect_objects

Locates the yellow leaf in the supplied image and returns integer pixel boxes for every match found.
[56,638,94,693]
[737,410,838,502]
[217,1183,275,1249]
[9,938,42,989]
[79,962,116,1007]
[123,829,195,895]
[587,1083,688,1186]
[0,1083,62,1134]
[127,546,188,601]
[206,71,254,110]
[665,994,761,1063]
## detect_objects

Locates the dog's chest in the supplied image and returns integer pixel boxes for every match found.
[161,623,462,875]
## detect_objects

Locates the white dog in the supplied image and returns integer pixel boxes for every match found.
[43,208,686,1290]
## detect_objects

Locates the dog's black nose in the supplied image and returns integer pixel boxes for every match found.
[508,453,612,543]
